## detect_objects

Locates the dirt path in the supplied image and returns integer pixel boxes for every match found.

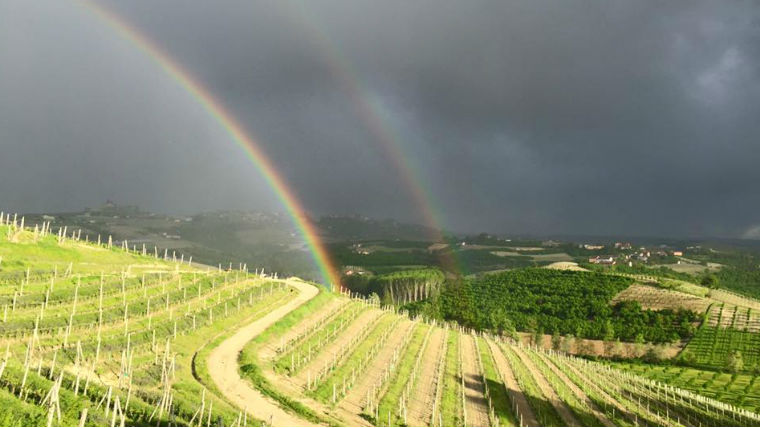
[293,308,383,387]
[340,319,415,416]
[535,352,614,426]
[460,334,491,427]
[510,346,580,427]
[259,297,347,362]
[486,339,538,427]
[207,278,320,427]
[407,327,446,426]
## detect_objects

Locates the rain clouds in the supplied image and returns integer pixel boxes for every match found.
[1,0,759,238]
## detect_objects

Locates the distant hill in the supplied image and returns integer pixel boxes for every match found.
[316,215,441,242]
[22,204,315,279]
[19,204,449,281]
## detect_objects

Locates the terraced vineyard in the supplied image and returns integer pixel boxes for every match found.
[0,217,297,426]
[611,275,760,373]
[682,302,760,371]
[612,362,760,414]
[242,287,760,426]
[2,215,760,426]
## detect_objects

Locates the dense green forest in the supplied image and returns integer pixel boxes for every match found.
[405,268,699,343]
[715,266,760,298]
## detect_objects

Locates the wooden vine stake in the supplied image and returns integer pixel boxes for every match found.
[109,395,126,428]
[42,371,64,427]
[78,409,88,427]
[150,338,175,421]
[189,388,206,427]
[0,344,8,381]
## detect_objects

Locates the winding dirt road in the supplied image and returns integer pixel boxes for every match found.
[208,278,320,427]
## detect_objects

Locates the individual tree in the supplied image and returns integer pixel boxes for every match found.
[643,345,660,363]
[634,333,645,355]
[603,320,616,341]
[680,350,697,365]
[368,292,381,306]
[503,318,519,341]
[575,325,585,340]
[489,307,508,334]
[701,273,719,288]
[380,291,394,307]
[551,329,562,351]
[561,334,574,354]
[727,351,744,373]
[533,327,545,348]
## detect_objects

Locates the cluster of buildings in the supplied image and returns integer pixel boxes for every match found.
[587,242,685,266]
[588,255,616,265]
[160,231,182,240]
[351,243,371,255]
[343,265,369,276]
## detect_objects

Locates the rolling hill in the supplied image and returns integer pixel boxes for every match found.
[1,213,759,426]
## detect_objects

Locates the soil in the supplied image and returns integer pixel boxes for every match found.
[207,279,320,427]
[406,327,447,427]
[485,339,538,427]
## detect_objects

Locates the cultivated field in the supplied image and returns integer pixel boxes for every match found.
[543,262,588,272]
[682,302,760,372]
[653,261,721,275]
[613,362,760,414]
[611,283,710,312]
[2,216,759,426]
[242,289,759,426]
[0,217,297,426]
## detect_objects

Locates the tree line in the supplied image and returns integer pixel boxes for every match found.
[343,268,445,305]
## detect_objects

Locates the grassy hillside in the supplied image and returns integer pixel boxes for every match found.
[0,219,292,426]
[1,216,759,426]
[0,225,161,276]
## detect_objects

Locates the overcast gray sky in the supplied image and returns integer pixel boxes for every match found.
[1,0,759,238]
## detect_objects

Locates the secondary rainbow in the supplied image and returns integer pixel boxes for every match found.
[81,1,341,287]
[284,4,462,274]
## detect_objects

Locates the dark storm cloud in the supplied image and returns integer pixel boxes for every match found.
[1,0,759,238]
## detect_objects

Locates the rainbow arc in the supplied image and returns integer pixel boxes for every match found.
[82,1,341,287]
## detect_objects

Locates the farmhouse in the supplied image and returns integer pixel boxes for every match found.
[589,255,616,265]
[632,252,649,262]
[583,244,605,250]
